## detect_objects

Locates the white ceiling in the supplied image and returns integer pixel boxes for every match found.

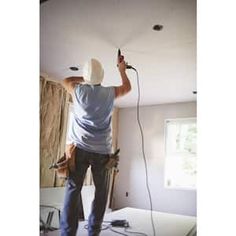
[40,0,196,107]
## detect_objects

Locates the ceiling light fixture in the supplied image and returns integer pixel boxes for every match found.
[69,66,79,71]
[153,24,163,31]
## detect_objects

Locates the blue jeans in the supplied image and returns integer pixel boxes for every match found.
[60,147,110,236]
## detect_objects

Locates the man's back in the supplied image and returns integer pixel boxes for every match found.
[67,84,115,154]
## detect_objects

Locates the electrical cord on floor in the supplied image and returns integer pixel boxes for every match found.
[83,223,109,231]
[124,226,148,236]
[134,68,156,236]
[84,223,145,236]
[108,225,129,236]
[83,219,148,236]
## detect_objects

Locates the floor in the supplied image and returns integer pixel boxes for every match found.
[40,207,196,236]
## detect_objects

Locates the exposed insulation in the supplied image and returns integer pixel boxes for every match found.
[40,77,70,187]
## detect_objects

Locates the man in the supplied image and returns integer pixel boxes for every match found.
[60,56,131,236]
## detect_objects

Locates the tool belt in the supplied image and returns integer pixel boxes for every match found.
[49,146,120,178]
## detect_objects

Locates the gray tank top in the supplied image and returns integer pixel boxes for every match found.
[67,84,115,154]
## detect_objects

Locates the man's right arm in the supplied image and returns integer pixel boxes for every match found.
[114,59,131,98]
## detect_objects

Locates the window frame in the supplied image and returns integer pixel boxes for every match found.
[164,117,197,191]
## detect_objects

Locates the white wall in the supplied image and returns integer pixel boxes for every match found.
[114,102,196,216]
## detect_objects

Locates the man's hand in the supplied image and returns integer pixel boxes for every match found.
[118,59,127,73]
[115,56,131,98]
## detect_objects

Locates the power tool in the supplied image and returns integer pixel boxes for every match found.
[117,49,134,69]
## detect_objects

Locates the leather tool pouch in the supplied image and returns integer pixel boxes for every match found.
[105,150,120,170]
[55,154,69,179]
[56,144,77,179]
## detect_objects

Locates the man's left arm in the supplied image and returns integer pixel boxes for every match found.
[61,76,84,94]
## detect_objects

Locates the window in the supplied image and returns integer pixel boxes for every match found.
[164,118,197,190]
